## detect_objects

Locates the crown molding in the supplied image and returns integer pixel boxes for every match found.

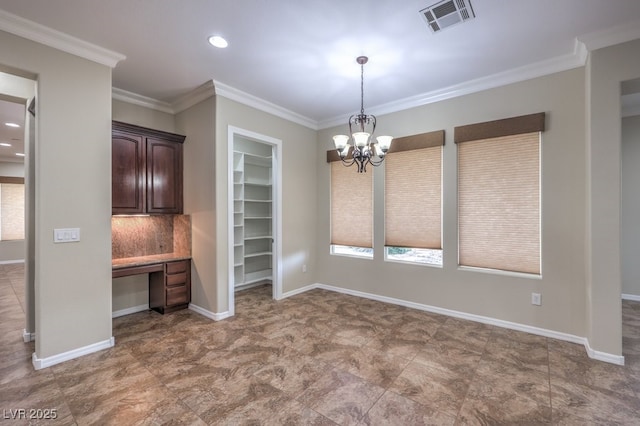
[578,18,640,52]
[172,80,216,114]
[113,82,216,115]
[213,80,318,130]
[0,9,125,68]
[113,79,318,130]
[112,87,174,114]
[319,39,588,129]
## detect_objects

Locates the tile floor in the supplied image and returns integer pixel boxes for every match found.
[1,263,640,424]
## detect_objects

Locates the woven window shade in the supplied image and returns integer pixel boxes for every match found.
[385,146,442,249]
[330,162,373,248]
[457,132,540,274]
[0,183,25,241]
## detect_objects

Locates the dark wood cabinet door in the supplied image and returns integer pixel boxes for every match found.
[146,138,183,214]
[112,133,145,214]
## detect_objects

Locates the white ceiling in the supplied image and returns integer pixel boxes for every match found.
[1,0,640,132]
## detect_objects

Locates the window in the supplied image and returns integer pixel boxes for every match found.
[384,130,444,266]
[0,177,25,241]
[329,159,373,258]
[455,113,545,275]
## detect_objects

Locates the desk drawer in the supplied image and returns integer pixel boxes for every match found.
[166,272,187,287]
[166,285,188,306]
[148,258,191,314]
[166,260,188,274]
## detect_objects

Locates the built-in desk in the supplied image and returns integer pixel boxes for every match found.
[112,254,191,314]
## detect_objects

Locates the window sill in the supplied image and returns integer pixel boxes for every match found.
[330,252,373,260]
[385,257,443,268]
[457,265,541,280]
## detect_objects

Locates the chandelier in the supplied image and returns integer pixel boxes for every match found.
[332,56,393,173]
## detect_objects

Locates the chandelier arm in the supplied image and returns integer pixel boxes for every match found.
[359,156,371,173]
[368,156,386,167]
[339,156,357,168]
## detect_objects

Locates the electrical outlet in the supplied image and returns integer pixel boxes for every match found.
[302,264,307,273]
[531,292,541,306]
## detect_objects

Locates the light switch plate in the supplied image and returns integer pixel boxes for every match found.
[54,228,80,243]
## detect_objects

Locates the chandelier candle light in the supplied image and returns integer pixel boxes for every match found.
[332,56,393,173]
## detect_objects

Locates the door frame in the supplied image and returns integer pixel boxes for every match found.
[227,126,282,315]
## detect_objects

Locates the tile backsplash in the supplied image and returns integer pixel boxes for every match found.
[112,215,191,259]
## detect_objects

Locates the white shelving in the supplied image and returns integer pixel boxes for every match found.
[232,140,273,290]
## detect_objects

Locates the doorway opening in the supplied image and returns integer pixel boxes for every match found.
[621,77,640,361]
[0,69,36,342]
[227,126,282,316]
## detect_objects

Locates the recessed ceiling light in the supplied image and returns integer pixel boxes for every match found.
[208,35,228,48]
[0,143,11,147]
[5,122,20,128]
[15,153,24,157]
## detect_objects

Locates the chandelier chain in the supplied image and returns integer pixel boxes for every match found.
[360,62,365,115]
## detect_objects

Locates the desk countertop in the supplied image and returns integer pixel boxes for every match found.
[112,253,191,270]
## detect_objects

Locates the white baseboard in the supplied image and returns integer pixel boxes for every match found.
[189,303,231,321]
[279,284,317,300]
[0,259,25,265]
[112,304,149,318]
[585,340,625,365]
[305,283,624,365]
[22,329,35,342]
[32,337,115,370]
[622,293,640,302]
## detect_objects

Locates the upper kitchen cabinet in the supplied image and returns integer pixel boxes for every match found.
[112,121,185,215]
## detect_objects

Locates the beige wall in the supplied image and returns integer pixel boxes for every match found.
[175,96,217,312]
[0,30,113,359]
[621,114,640,296]
[0,161,24,177]
[587,38,640,356]
[111,100,177,313]
[112,275,148,312]
[215,96,318,313]
[112,99,176,133]
[0,240,24,262]
[317,68,588,338]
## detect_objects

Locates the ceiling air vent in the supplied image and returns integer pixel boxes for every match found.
[420,0,475,33]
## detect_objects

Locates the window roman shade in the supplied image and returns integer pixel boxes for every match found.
[385,130,444,249]
[330,161,373,248]
[455,113,544,275]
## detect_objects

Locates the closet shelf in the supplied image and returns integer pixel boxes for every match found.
[244,251,272,258]
[233,140,273,289]
[245,199,271,203]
